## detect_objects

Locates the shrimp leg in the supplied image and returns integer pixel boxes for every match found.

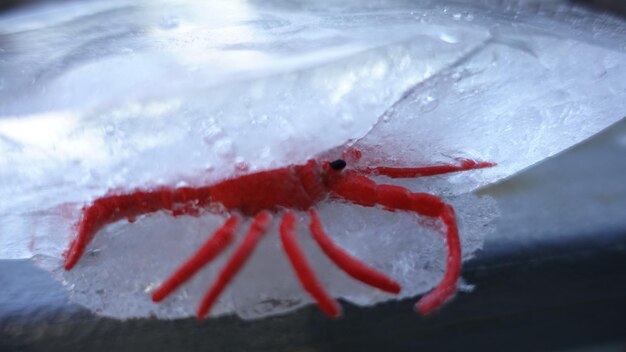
[280,212,341,318]
[197,211,272,319]
[152,215,239,302]
[308,209,401,294]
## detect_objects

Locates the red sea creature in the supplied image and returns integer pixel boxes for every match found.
[63,150,494,318]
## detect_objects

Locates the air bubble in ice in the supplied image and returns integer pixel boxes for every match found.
[417,95,438,114]
[159,15,180,30]
[105,124,115,135]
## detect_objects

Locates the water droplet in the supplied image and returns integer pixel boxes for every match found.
[416,95,439,114]
[234,159,249,173]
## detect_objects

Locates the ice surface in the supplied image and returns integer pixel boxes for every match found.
[1,0,625,319]
[351,32,626,195]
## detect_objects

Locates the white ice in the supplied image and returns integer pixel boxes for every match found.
[0,0,625,319]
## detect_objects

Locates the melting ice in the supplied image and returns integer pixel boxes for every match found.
[0,0,625,319]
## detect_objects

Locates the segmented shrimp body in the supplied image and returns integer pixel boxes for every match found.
[64,153,494,318]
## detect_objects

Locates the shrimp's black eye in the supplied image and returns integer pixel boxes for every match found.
[329,159,347,170]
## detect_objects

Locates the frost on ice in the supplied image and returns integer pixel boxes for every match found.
[0,0,625,319]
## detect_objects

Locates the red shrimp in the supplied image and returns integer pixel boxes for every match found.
[64,151,494,318]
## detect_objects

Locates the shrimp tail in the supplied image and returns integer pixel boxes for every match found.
[64,187,211,270]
